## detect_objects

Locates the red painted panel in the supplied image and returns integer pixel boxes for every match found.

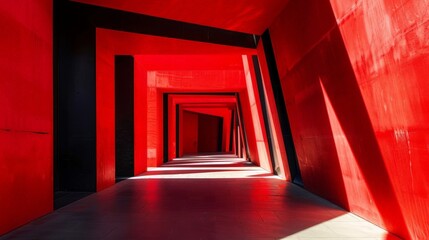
[182,111,199,155]
[0,1,53,234]
[72,0,289,34]
[96,29,115,191]
[270,0,429,238]
[134,56,148,175]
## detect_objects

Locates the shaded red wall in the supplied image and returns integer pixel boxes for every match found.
[182,111,199,155]
[197,113,222,153]
[269,0,429,238]
[168,96,238,161]
[0,1,53,235]
[184,107,233,152]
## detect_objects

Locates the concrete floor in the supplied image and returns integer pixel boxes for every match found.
[0,155,400,240]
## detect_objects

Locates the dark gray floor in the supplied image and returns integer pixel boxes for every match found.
[1,156,398,240]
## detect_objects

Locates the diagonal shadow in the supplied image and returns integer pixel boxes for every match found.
[315,10,411,238]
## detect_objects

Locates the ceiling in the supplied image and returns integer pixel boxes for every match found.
[72,0,289,34]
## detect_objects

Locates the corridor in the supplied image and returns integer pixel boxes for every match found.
[1,155,398,240]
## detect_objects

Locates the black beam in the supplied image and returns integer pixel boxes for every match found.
[176,104,180,158]
[55,0,96,191]
[163,94,169,163]
[115,56,135,178]
[67,1,257,49]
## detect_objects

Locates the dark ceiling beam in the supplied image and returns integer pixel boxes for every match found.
[67,1,258,48]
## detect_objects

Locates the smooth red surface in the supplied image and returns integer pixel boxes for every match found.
[72,0,289,34]
[134,56,148,175]
[0,1,53,235]
[270,0,429,238]
[96,29,116,191]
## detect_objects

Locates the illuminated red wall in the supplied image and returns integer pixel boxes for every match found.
[0,1,53,235]
[269,0,429,238]
[134,56,148,175]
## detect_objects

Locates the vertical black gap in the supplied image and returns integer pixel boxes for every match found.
[218,118,224,152]
[54,0,96,209]
[53,0,61,195]
[175,104,180,158]
[229,110,235,152]
[115,55,135,180]
[252,55,279,175]
[163,94,169,163]
[235,93,251,160]
[261,31,303,184]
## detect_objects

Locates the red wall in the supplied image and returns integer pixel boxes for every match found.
[182,111,199,155]
[96,29,116,191]
[168,96,239,161]
[96,28,254,168]
[0,1,53,235]
[183,107,233,152]
[134,56,148,175]
[197,113,222,153]
[269,0,429,238]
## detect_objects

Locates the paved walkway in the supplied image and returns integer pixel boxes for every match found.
[1,155,399,240]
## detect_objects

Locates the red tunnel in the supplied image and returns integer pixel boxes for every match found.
[1,1,429,239]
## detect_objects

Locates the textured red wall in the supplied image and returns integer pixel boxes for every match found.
[269,0,429,238]
[0,1,53,235]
